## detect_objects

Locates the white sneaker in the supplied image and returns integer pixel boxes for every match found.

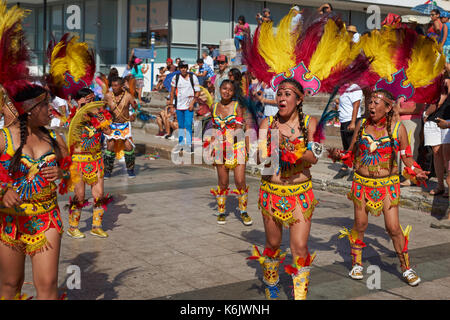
[349,265,364,280]
[403,269,421,286]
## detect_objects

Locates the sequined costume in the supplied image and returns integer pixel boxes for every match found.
[210,101,246,169]
[0,128,63,255]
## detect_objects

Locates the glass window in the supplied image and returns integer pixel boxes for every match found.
[99,0,118,65]
[50,5,64,41]
[171,46,198,65]
[149,0,168,47]
[84,0,98,50]
[129,0,148,52]
[201,0,231,45]
[172,0,198,45]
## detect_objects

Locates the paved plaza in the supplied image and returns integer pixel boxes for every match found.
[18,156,450,300]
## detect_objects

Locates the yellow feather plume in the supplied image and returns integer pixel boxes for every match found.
[0,1,30,67]
[308,20,355,80]
[257,9,299,74]
[406,35,445,87]
[359,27,398,81]
[0,1,30,44]
[50,36,92,87]
[67,101,105,148]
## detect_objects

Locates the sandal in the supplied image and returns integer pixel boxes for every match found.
[429,188,445,196]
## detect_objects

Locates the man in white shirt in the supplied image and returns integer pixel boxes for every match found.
[202,50,214,71]
[169,61,201,153]
[335,83,363,179]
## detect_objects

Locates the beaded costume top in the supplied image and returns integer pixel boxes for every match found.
[0,128,58,203]
[356,119,401,174]
[267,115,311,179]
[212,102,243,131]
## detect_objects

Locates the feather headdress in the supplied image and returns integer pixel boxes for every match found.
[358,26,445,103]
[0,1,32,115]
[47,33,96,100]
[242,11,371,96]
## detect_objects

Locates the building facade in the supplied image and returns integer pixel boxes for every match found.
[7,0,437,75]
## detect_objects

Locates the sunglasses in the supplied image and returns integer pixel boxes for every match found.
[218,61,226,64]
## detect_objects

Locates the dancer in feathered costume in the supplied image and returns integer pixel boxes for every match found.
[243,9,372,300]
[205,79,253,226]
[47,34,113,239]
[328,25,442,286]
[0,1,70,299]
[103,76,138,178]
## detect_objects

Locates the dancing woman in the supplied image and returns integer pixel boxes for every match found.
[208,80,252,226]
[0,85,69,299]
[328,89,429,286]
[66,89,113,239]
[248,79,322,300]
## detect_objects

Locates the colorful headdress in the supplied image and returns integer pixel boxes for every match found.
[0,1,34,115]
[357,26,445,103]
[47,34,96,100]
[242,10,371,96]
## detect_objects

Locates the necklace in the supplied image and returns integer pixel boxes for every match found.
[280,120,297,135]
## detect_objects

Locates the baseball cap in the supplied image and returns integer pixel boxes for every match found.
[292,5,300,11]
[262,8,270,13]
[166,58,173,64]
[134,58,142,64]
[217,55,228,63]
[347,25,358,33]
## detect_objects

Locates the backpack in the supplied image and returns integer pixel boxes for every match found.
[174,72,195,108]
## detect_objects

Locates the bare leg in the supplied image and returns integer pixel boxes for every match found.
[30,228,61,300]
[0,243,25,299]
[431,145,445,192]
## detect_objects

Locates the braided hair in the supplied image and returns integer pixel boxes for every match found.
[274,79,308,144]
[9,85,62,174]
[352,89,395,170]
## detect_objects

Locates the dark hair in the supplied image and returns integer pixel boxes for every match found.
[110,76,123,85]
[197,58,204,64]
[220,79,235,90]
[353,89,395,169]
[274,79,308,144]
[74,87,94,100]
[431,9,440,16]
[238,15,246,23]
[229,68,242,81]
[9,85,62,174]
[107,68,119,87]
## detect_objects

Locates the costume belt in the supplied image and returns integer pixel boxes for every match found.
[0,195,57,216]
[353,172,399,188]
[260,179,313,197]
[72,152,103,163]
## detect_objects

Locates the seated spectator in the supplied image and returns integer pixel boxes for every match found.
[256,8,272,26]
[156,101,178,139]
[175,57,181,68]
[202,50,214,71]
[208,46,220,68]
[234,15,250,50]
[257,82,278,117]
[291,5,302,30]
[318,3,333,14]
[347,25,360,43]
[164,58,177,73]
[154,67,170,91]
[195,58,214,86]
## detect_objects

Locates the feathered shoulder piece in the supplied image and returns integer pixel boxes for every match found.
[0,1,31,108]
[358,25,445,103]
[242,9,371,96]
[67,101,107,150]
[47,34,95,99]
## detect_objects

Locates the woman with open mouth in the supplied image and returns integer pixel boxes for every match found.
[248,78,323,300]
[328,89,429,287]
